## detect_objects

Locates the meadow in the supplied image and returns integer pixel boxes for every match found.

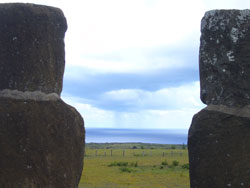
[79,143,190,188]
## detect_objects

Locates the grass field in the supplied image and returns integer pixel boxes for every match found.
[79,143,190,188]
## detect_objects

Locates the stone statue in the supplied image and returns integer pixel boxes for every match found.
[188,9,250,188]
[0,3,85,188]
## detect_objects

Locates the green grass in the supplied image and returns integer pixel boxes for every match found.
[79,143,189,188]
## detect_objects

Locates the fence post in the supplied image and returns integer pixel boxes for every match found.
[111,150,112,157]
[95,150,98,157]
[142,151,144,157]
[123,150,125,157]
[163,152,165,157]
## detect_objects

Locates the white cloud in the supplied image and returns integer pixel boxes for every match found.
[62,95,202,129]
[202,0,250,10]
[63,0,204,55]
[62,82,205,129]
[101,81,204,110]
[67,46,196,74]
[1,0,248,130]
[62,95,116,128]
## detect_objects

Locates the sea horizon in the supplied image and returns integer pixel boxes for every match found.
[85,127,188,144]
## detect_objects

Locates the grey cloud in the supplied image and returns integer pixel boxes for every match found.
[62,66,199,111]
[63,44,201,112]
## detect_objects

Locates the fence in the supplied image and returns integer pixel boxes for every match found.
[85,149,187,158]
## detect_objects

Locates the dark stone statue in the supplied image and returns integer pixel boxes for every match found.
[188,9,250,188]
[0,3,85,188]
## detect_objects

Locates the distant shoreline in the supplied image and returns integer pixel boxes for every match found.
[85,128,188,144]
[85,142,187,150]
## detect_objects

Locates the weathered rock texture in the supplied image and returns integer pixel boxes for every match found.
[0,3,85,188]
[0,98,84,188]
[189,107,250,187]
[188,9,250,188]
[200,9,250,107]
[0,3,67,95]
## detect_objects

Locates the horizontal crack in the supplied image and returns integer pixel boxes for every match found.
[205,104,250,118]
[0,89,60,101]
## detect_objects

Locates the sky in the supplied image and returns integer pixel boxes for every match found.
[1,0,250,129]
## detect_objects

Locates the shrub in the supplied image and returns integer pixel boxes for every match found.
[108,161,128,167]
[133,154,140,157]
[181,163,189,169]
[130,161,138,167]
[172,160,179,167]
[171,145,176,149]
[119,167,134,173]
[161,160,168,166]
[182,143,186,150]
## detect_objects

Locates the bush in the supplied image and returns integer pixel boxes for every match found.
[171,145,176,149]
[130,161,138,167]
[108,161,128,167]
[161,160,168,166]
[172,160,179,167]
[133,154,141,157]
[119,167,134,173]
[182,143,186,150]
[181,163,189,169]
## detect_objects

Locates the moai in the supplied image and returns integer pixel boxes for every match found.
[188,10,250,188]
[0,3,85,188]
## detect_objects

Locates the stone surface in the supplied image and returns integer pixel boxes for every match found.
[199,9,250,107]
[0,3,67,95]
[189,9,250,188]
[0,3,85,188]
[0,98,85,188]
[188,108,250,188]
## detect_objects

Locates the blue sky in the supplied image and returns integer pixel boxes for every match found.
[2,0,250,129]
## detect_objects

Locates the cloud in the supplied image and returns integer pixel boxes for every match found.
[95,81,204,111]
[62,43,200,101]
[63,0,204,55]
[62,92,204,129]
[63,79,204,112]
[63,65,199,101]
[62,97,115,128]
[68,43,200,73]
[4,0,249,130]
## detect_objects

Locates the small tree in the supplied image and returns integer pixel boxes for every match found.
[172,160,179,167]
[182,143,186,150]
[171,145,176,150]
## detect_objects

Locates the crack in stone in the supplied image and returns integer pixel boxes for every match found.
[0,89,60,101]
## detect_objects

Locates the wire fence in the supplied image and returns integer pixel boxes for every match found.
[85,149,188,158]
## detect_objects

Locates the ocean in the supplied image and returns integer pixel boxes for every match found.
[85,128,188,144]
